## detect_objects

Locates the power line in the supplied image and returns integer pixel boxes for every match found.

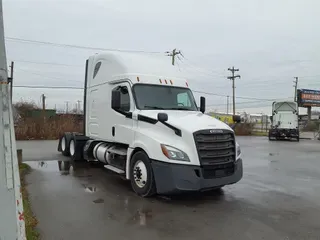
[206,97,292,107]
[192,90,276,101]
[13,85,83,89]
[8,59,83,67]
[179,53,225,78]
[207,100,267,107]
[15,68,83,83]
[12,85,282,101]
[6,36,163,54]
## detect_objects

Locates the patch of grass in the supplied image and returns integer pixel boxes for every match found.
[19,163,40,240]
[19,163,31,173]
[233,123,255,136]
[303,121,320,132]
[252,131,268,137]
[14,100,83,140]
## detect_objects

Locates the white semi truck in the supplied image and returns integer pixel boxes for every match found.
[58,52,243,197]
[268,101,299,141]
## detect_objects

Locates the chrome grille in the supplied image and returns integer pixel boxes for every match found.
[193,129,236,166]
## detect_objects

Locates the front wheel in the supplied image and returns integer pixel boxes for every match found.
[130,151,157,197]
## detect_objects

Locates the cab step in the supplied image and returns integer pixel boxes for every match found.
[104,165,125,174]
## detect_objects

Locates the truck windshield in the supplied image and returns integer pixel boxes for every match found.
[132,84,198,111]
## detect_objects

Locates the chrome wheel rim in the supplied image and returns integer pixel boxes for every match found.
[61,137,66,151]
[133,160,148,188]
[70,140,75,156]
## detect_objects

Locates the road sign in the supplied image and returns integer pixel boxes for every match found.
[297,89,320,107]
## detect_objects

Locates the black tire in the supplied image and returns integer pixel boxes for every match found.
[60,134,70,156]
[130,151,157,197]
[69,136,84,162]
[268,132,275,141]
[69,137,76,159]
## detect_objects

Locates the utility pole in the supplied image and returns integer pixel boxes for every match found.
[166,48,181,66]
[0,0,26,238]
[77,100,81,114]
[41,94,46,111]
[41,94,46,121]
[65,101,69,114]
[226,95,229,114]
[227,67,241,115]
[293,77,298,102]
[8,61,13,101]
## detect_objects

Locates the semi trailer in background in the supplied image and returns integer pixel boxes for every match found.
[268,101,299,141]
[57,52,243,197]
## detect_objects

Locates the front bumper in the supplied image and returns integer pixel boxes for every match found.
[269,128,299,138]
[151,159,243,195]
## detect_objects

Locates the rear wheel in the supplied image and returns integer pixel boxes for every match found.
[130,151,157,197]
[268,132,275,141]
[69,139,76,158]
[69,136,85,167]
[61,135,70,156]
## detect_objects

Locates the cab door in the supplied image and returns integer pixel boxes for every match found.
[111,82,135,145]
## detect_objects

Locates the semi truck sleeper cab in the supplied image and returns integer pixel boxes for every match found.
[58,52,243,197]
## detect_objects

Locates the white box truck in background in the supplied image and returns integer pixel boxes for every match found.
[58,52,243,197]
[268,101,299,141]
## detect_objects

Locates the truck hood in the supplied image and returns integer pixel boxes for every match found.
[138,110,233,133]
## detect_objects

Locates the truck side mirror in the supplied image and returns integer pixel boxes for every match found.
[200,96,206,113]
[233,115,241,123]
[111,90,121,110]
[157,113,168,122]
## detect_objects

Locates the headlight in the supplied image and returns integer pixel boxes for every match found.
[160,144,190,162]
[236,142,241,159]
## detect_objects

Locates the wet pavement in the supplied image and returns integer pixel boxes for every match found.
[18,138,320,240]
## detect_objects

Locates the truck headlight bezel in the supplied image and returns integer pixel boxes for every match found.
[236,141,241,160]
[160,144,190,162]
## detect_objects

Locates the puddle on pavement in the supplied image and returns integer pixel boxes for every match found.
[85,186,98,193]
[268,152,280,163]
[26,160,95,178]
[93,198,104,204]
[27,160,68,173]
[82,183,98,193]
[269,152,280,156]
[129,208,153,226]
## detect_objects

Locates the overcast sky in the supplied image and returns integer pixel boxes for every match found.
[3,0,320,114]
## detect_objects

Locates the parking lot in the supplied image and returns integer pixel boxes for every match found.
[18,137,320,240]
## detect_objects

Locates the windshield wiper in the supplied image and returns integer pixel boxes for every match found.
[144,105,164,110]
